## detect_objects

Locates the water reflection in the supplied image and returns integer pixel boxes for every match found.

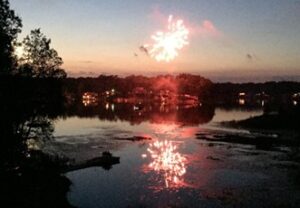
[66,100,215,126]
[143,140,187,188]
[56,98,300,207]
[238,98,245,105]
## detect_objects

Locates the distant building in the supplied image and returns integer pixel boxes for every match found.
[82,92,98,106]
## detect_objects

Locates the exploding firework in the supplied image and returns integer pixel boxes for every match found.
[144,15,189,62]
[144,140,186,188]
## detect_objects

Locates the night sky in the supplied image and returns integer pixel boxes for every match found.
[10,0,300,79]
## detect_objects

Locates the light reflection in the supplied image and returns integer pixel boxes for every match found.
[105,103,109,110]
[150,123,198,140]
[111,103,115,111]
[238,98,245,105]
[143,140,186,188]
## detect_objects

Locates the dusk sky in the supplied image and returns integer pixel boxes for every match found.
[10,0,300,79]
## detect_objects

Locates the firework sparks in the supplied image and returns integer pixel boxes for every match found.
[144,15,189,62]
[143,140,186,188]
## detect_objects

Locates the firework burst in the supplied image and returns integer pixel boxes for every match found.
[144,15,189,62]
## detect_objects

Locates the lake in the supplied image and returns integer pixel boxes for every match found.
[42,104,300,208]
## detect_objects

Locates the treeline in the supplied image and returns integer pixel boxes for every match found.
[62,75,300,104]
[0,76,65,133]
[62,74,213,100]
[212,82,300,104]
[0,76,64,108]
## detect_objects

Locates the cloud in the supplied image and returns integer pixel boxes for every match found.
[192,20,222,38]
[148,5,168,24]
[147,6,223,40]
[78,60,93,64]
[67,71,98,77]
[147,8,224,48]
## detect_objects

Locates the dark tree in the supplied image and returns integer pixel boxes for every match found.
[0,0,22,75]
[19,28,67,78]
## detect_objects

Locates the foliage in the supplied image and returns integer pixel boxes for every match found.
[18,28,66,78]
[62,74,213,99]
[0,0,22,74]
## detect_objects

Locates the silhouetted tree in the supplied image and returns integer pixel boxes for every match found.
[19,28,66,78]
[0,0,22,75]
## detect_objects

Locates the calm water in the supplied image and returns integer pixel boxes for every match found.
[47,106,300,208]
